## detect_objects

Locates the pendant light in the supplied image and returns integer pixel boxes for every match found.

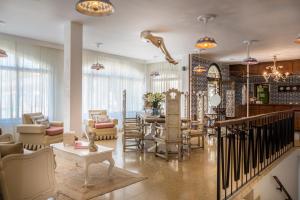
[195,14,217,49]
[295,34,300,44]
[0,20,7,58]
[193,49,207,74]
[242,40,258,117]
[0,48,7,57]
[76,0,115,16]
[91,43,105,71]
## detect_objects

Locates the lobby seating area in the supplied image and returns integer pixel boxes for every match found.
[0,0,299,200]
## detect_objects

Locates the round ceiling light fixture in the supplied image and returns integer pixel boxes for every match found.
[76,0,115,16]
[295,34,300,44]
[195,14,217,49]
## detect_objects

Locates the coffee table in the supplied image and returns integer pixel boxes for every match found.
[51,142,115,186]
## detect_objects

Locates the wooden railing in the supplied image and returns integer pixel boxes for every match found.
[216,110,295,200]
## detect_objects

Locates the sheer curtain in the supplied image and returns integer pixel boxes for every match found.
[82,50,146,126]
[147,61,182,93]
[0,36,60,133]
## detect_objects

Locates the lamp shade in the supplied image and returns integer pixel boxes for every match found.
[0,49,7,57]
[76,0,115,16]
[243,57,258,65]
[295,36,300,44]
[195,36,217,49]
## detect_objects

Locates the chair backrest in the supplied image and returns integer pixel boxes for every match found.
[165,88,182,141]
[0,147,56,200]
[88,110,107,119]
[22,112,43,124]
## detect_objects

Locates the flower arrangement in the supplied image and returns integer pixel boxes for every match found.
[143,92,165,109]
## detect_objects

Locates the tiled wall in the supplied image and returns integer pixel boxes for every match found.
[190,54,230,117]
[233,75,300,105]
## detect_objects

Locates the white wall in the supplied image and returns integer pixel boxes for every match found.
[252,149,299,200]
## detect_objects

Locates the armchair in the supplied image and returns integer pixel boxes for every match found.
[0,147,56,200]
[16,112,63,150]
[86,110,118,140]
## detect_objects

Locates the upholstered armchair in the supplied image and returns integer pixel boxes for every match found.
[86,110,118,140]
[16,112,63,150]
[0,147,56,200]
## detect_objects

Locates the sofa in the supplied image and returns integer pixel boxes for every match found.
[16,112,63,150]
[86,110,118,140]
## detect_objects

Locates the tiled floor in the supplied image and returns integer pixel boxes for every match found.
[58,133,218,200]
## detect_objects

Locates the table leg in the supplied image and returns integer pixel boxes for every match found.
[107,158,115,177]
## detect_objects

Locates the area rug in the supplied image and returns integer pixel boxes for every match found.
[55,158,146,200]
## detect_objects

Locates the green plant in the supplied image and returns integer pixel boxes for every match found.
[143,92,165,108]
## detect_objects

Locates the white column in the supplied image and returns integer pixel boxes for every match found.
[64,21,83,134]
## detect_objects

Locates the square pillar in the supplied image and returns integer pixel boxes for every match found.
[64,21,83,134]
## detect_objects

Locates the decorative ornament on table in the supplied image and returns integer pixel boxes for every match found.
[88,131,98,152]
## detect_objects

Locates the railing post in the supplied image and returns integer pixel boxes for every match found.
[217,126,221,200]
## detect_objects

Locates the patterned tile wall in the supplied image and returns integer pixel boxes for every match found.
[233,75,300,105]
[190,54,230,117]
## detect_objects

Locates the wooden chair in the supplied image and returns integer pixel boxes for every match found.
[154,89,182,161]
[122,90,143,151]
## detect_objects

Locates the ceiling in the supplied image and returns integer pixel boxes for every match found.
[0,0,300,63]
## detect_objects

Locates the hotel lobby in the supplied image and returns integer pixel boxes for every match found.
[0,0,300,200]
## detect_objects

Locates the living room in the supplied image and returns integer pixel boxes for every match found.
[0,0,300,200]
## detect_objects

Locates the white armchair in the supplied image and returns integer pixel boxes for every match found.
[16,112,64,150]
[0,147,56,200]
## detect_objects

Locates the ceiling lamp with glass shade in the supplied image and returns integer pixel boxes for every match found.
[91,43,105,71]
[295,34,300,44]
[193,49,207,75]
[76,0,115,16]
[263,55,290,82]
[195,14,217,49]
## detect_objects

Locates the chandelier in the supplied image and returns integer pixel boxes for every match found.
[193,65,206,74]
[263,56,289,82]
[195,14,217,49]
[76,0,115,16]
[150,71,160,77]
[91,43,105,70]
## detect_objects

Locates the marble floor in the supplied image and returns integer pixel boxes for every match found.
[84,133,218,200]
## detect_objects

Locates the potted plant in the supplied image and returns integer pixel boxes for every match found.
[143,92,165,115]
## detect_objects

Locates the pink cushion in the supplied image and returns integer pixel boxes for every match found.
[95,122,115,129]
[46,126,64,136]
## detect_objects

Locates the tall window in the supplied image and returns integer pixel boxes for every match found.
[0,37,59,132]
[147,62,182,93]
[82,51,146,123]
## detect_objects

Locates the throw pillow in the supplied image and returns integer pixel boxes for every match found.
[32,115,50,128]
[92,114,110,123]
[0,143,24,158]
[31,115,44,123]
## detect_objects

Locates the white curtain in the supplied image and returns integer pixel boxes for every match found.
[82,50,146,125]
[147,61,182,93]
[0,36,60,133]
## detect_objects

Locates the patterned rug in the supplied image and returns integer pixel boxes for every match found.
[55,157,146,200]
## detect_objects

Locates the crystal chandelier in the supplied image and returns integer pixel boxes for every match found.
[263,56,289,82]
[76,0,115,16]
[195,14,217,49]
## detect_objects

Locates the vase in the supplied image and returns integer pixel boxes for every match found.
[152,107,160,116]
